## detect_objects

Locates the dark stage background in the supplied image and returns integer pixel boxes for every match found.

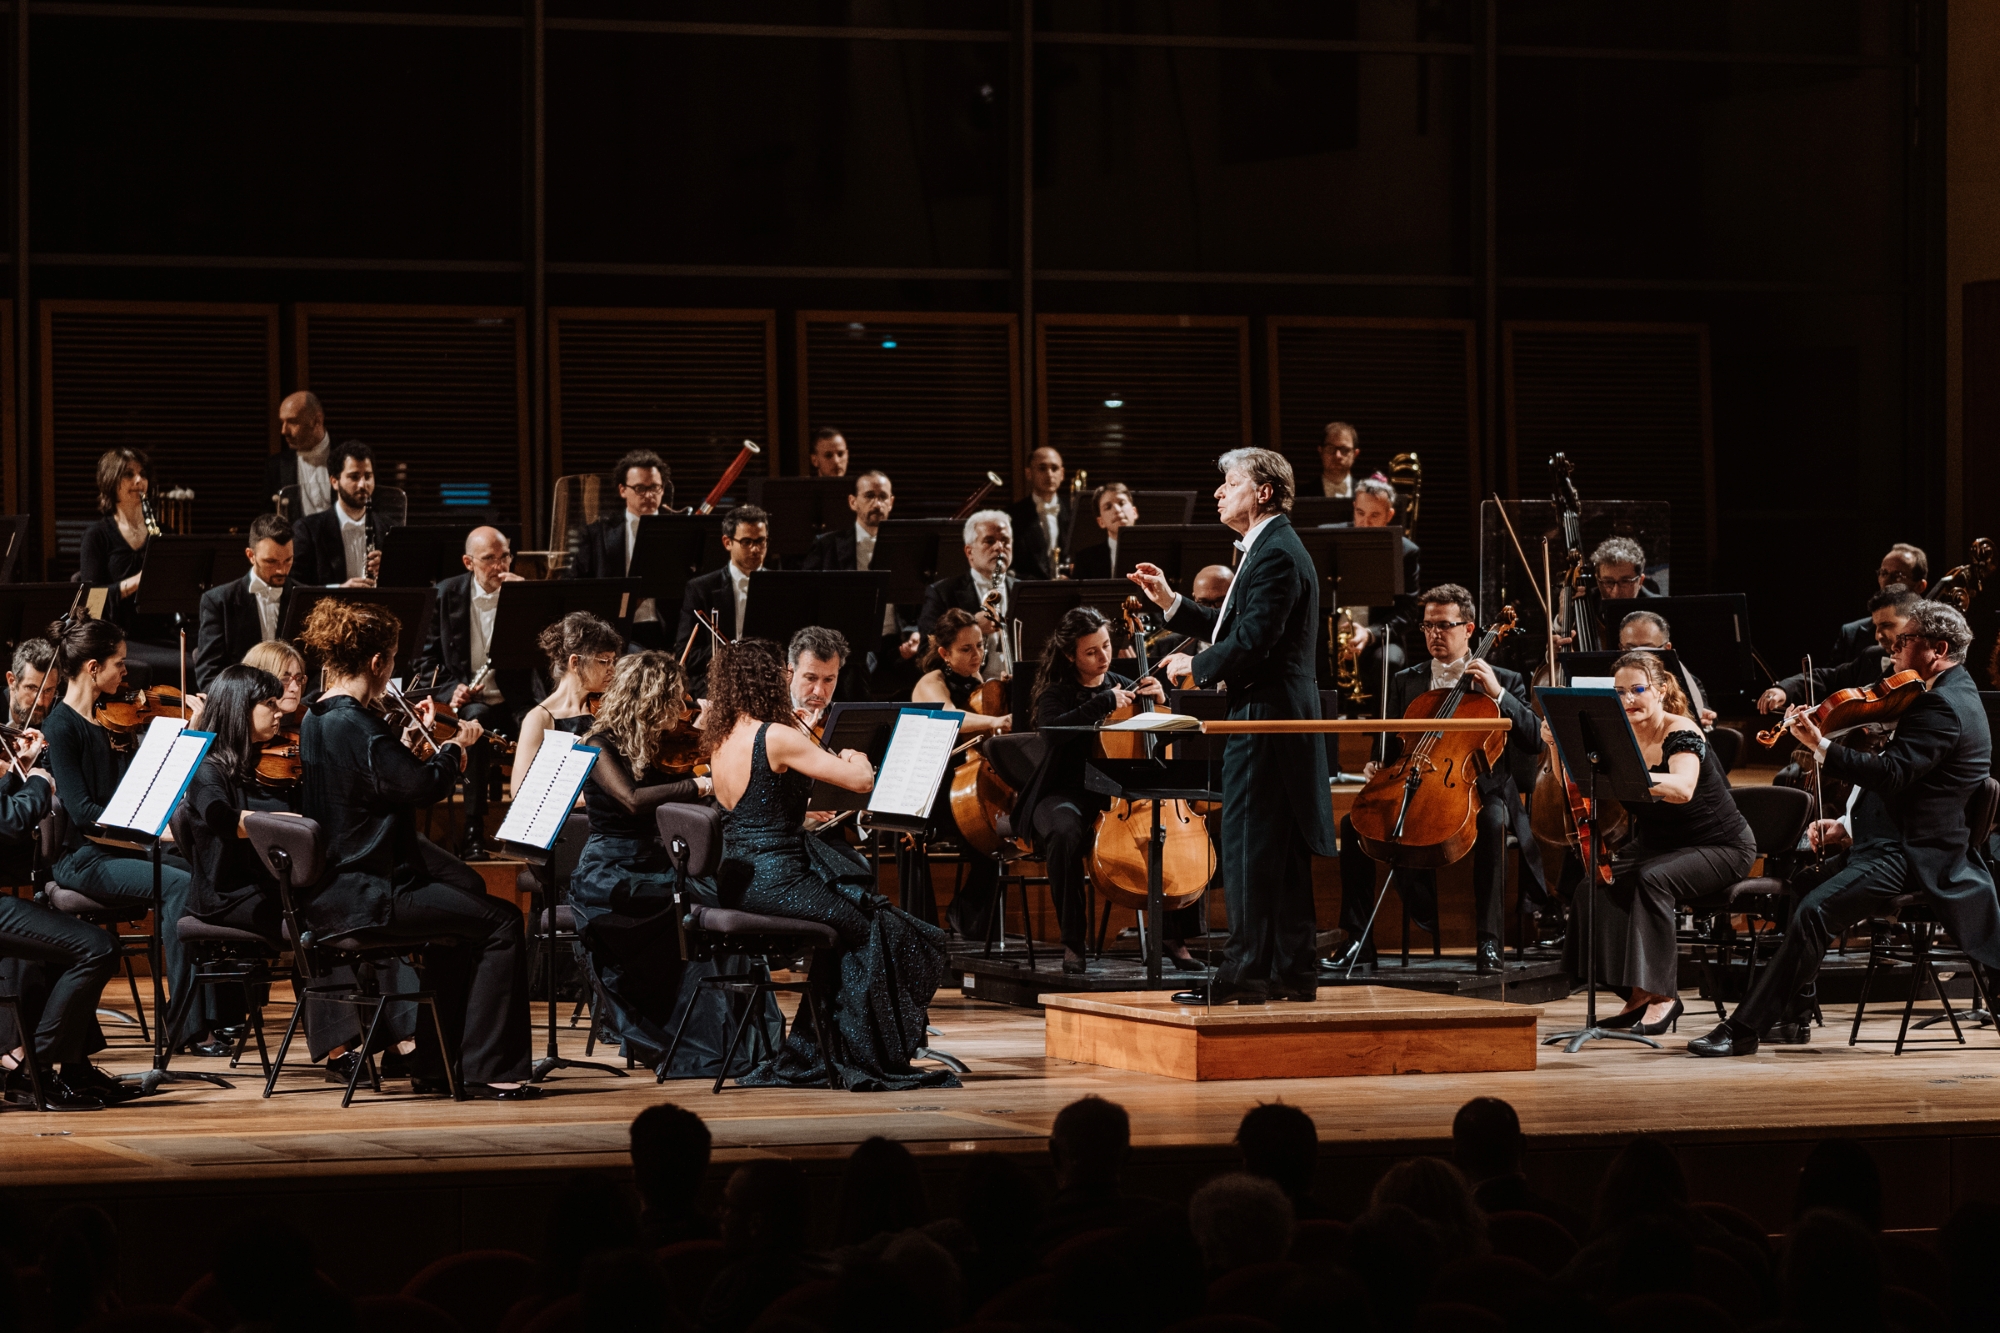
[0,0,1951,677]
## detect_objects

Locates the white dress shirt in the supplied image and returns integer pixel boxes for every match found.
[969,569,1009,679]
[248,570,283,640]
[854,521,878,572]
[1036,494,1062,555]
[726,561,751,639]
[296,433,333,515]
[337,504,370,581]
[1428,653,1471,692]
[468,580,505,703]
[1106,534,1120,576]
[1163,512,1280,636]
[1322,471,1354,498]
[623,508,659,622]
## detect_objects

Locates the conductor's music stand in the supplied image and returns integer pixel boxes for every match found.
[1538,686,1661,1053]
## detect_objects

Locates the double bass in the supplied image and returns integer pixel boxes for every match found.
[945,594,1017,856]
[1348,607,1520,869]
[1086,597,1213,912]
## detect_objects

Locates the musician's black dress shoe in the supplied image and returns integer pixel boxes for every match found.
[1270,980,1320,1002]
[1474,939,1503,975]
[325,1051,370,1085]
[180,1036,234,1060]
[5,1067,103,1111]
[464,1082,542,1101]
[63,1064,142,1105]
[1322,939,1376,975]
[1764,1020,1812,1046]
[1687,1023,1759,1058]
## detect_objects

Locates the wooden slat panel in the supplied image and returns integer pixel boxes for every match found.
[1504,321,1715,591]
[797,312,1019,517]
[1037,315,1250,505]
[0,301,15,519]
[549,308,777,510]
[295,304,528,529]
[41,300,279,564]
[1269,316,1480,588]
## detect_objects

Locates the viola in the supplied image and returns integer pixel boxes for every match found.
[1349,608,1522,870]
[1756,669,1927,748]
[1084,597,1214,912]
[97,685,192,748]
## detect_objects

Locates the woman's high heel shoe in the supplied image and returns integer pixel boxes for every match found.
[1633,998,1684,1036]
[1597,1007,1646,1031]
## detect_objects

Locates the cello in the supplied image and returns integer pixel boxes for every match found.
[1347,607,1520,869]
[1086,597,1214,912]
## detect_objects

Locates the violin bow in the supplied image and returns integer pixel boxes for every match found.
[1802,654,1826,868]
[1490,493,1551,621]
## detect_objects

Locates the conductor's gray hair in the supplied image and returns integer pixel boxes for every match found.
[963,509,1012,548]
[1906,600,1974,658]
[1217,447,1295,515]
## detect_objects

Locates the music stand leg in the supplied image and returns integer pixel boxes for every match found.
[122,840,234,1093]
[1543,763,1660,1052]
[530,853,626,1082]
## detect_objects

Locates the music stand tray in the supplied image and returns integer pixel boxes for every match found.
[1011,580,1134,667]
[134,536,248,621]
[742,570,892,661]
[1292,496,1355,528]
[868,522,948,606]
[1312,526,1404,607]
[806,701,944,813]
[487,579,649,671]
[278,586,436,674]
[629,514,727,604]
[377,524,476,588]
[747,477,856,565]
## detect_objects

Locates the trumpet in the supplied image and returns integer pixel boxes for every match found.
[1333,607,1371,704]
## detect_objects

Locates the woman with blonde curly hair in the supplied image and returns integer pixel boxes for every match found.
[570,652,768,1075]
[704,638,957,1091]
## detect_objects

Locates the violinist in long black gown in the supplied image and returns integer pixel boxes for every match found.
[569,651,779,1078]
[909,609,1009,940]
[1328,585,1548,977]
[295,598,536,1100]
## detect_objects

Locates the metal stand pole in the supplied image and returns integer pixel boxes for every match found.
[1544,739,1658,1053]
[123,839,233,1093]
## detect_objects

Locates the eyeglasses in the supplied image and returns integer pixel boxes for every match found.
[1420,620,1472,636]
[585,654,618,669]
[1612,684,1651,699]
[728,536,768,548]
[1597,574,1645,589]
[623,483,666,496]
[278,672,308,686]
[1890,633,1938,652]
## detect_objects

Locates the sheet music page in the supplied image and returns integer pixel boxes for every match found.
[99,716,191,833]
[496,731,600,850]
[867,710,963,820]
[134,732,213,839]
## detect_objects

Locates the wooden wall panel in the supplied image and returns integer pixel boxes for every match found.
[40,300,279,565]
[1268,316,1480,588]
[549,309,777,511]
[294,305,528,529]
[1504,322,1716,591]
[0,302,14,522]
[797,312,1019,517]
[1037,315,1250,505]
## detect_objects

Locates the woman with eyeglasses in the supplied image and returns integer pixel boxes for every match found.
[242,640,309,720]
[1558,651,1753,1036]
[511,612,625,790]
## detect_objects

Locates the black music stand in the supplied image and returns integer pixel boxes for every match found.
[485,579,649,671]
[868,522,947,607]
[378,525,476,588]
[630,514,727,605]
[0,515,30,583]
[804,702,942,815]
[1011,580,1132,666]
[503,828,628,1085]
[278,586,435,674]
[1537,687,1661,1053]
[1112,526,1191,584]
[742,571,891,662]
[1630,595,1756,710]
[1083,755,1222,986]
[747,477,855,566]
[133,536,245,619]
[1292,496,1355,527]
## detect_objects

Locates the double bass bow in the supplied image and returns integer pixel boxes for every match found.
[1347,606,1521,870]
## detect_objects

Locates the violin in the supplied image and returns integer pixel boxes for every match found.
[1084,597,1214,913]
[1755,669,1927,748]
[1349,607,1522,870]
[96,685,193,749]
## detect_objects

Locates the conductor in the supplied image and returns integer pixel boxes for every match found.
[1130,447,1338,1003]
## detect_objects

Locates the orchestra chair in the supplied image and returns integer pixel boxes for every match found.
[514,812,627,1075]
[35,799,151,1043]
[245,812,460,1105]
[1847,777,2000,1053]
[1708,725,1745,773]
[0,992,49,1110]
[1680,785,1812,1022]
[981,732,1049,968]
[656,802,840,1093]
[159,804,292,1077]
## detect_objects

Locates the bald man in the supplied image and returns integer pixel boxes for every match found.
[1005,446,1072,581]
[413,526,530,857]
[266,390,336,517]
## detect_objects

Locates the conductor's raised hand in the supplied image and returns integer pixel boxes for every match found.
[1126,563,1175,610]
[1154,651,1194,686]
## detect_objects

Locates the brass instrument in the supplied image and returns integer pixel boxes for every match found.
[1932,537,1994,614]
[1333,606,1371,703]
[1388,452,1422,538]
[1069,468,1088,496]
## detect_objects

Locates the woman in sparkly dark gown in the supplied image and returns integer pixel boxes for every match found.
[704,638,957,1092]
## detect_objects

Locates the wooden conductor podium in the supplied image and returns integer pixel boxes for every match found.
[1046,715,1539,1081]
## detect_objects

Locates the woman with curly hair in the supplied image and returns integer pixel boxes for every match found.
[704,637,956,1090]
[570,651,775,1075]
[296,597,536,1100]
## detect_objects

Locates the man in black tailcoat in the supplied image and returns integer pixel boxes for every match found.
[1131,448,1339,1004]
[1691,600,2000,1056]
[193,512,294,689]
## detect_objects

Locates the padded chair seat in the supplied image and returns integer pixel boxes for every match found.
[175,916,282,948]
[686,905,839,949]
[45,885,138,918]
[1726,877,1787,902]
[537,906,577,934]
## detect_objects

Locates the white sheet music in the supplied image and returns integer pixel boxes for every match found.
[496,730,600,851]
[868,710,963,820]
[100,717,212,839]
